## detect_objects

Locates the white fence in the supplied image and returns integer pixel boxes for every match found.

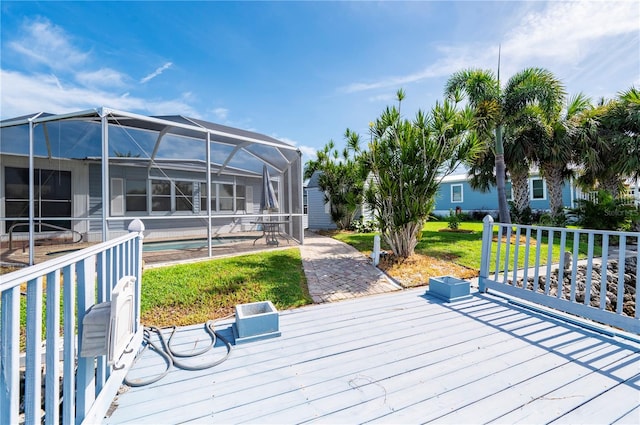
[1,220,145,425]
[479,216,639,335]
[576,189,640,206]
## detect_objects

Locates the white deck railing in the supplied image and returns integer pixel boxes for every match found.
[479,215,639,335]
[1,220,145,425]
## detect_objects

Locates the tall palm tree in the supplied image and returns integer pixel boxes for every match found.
[514,94,592,222]
[445,67,566,223]
[541,94,592,221]
[464,137,532,222]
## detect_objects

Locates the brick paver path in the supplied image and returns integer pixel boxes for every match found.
[300,231,401,303]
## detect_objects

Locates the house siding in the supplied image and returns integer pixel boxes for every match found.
[306,188,336,230]
[434,176,576,217]
[84,163,269,240]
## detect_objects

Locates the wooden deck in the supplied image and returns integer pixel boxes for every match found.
[104,288,640,424]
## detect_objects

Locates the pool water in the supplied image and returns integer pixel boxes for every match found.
[142,236,253,252]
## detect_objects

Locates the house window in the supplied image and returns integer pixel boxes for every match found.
[126,179,147,212]
[175,181,194,211]
[531,178,546,200]
[4,166,72,231]
[303,190,308,215]
[111,178,124,216]
[151,180,171,212]
[219,184,234,211]
[451,184,463,203]
[235,185,246,212]
[199,182,246,212]
[200,182,216,212]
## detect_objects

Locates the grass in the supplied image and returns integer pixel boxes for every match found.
[333,221,601,272]
[140,248,312,327]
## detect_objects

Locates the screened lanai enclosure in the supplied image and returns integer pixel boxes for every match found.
[0,107,304,266]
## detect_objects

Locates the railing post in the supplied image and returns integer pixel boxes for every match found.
[128,219,145,331]
[479,215,494,292]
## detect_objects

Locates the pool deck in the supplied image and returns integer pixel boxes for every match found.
[0,231,294,269]
[104,287,640,424]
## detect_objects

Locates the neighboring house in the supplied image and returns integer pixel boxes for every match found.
[306,170,581,229]
[433,172,577,218]
[304,171,337,230]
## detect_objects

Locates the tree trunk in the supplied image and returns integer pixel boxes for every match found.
[601,176,622,197]
[495,125,511,224]
[543,164,565,221]
[511,169,530,215]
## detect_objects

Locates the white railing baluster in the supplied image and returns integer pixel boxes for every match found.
[63,263,76,425]
[571,231,580,302]
[503,226,512,284]
[512,226,521,286]
[557,230,567,299]
[96,252,107,393]
[1,287,21,424]
[617,236,626,315]
[45,270,61,425]
[494,224,502,278]
[600,234,609,311]
[76,257,97,424]
[523,227,531,288]
[545,230,554,295]
[25,277,44,424]
[584,233,595,306]
[533,228,542,292]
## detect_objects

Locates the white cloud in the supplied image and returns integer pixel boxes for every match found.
[502,1,639,66]
[342,1,640,94]
[9,18,89,71]
[367,93,396,103]
[140,62,173,84]
[0,69,196,119]
[76,68,128,88]
[298,145,317,161]
[212,107,229,120]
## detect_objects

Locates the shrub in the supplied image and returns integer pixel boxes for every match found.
[351,218,378,233]
[447,210,461,230]
[569,190,639,231]
[509,202,533,225]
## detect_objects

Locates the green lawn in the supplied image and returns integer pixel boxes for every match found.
[140,248,312,327]
[333,221,599,271]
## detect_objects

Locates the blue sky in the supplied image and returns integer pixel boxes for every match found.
[1,1,639,163]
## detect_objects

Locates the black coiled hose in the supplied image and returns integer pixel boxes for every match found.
[124,320,232,387]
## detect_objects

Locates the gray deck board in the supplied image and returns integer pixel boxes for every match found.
[104,288,640,424]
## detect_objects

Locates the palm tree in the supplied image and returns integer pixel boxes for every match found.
[541,94,592,222]
[577,87,640,196]
[445,67,566,223]
[512,94,591,223]
[464,139,532,222]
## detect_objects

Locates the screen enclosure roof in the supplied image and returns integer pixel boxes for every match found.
[0,107,301,177]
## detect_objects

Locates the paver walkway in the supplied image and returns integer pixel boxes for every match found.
[299,231,401,303]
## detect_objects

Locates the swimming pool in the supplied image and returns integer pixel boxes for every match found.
[142,236,254,252]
